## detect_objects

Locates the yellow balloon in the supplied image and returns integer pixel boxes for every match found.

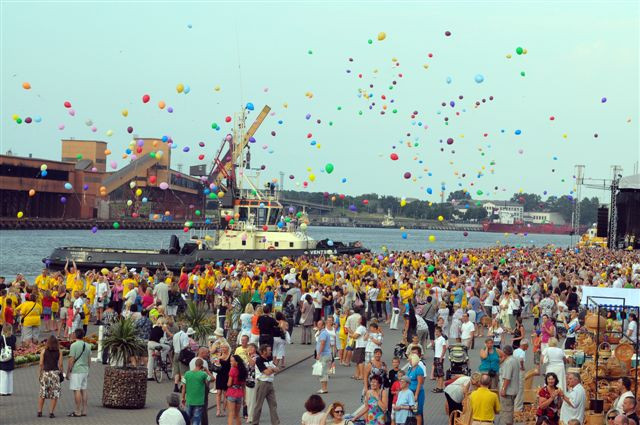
[121,109,128,117]
[309,173,316,182]
[106,129,114,137]
[156,150,164,158]
[377,31,386,41]
[428,235,436,242]
[214,85,221,92]
[438,215,444,222]
[506,53,512,59]
[135,188,142,197]
[176,83,184,93]
[17,211,24,218]
[400,199,407,207]
[217,191,225,198]
[12,114,19,121]
[126,200,133,206]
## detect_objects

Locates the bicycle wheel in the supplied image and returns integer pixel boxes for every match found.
[165,362,173,380]
[153,356,163,383]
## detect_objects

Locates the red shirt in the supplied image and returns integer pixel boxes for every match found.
[4,306,14,325]
[226,366,245,398]
[42,296,54,308]
[178,273,188,292]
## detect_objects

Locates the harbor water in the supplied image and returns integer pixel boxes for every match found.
[0,227,574,280]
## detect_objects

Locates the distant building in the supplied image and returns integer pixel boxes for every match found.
[482,201,524,223]
[523,211,566,225]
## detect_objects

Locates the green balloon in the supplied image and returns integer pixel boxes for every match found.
[296,212,302,218]
[195,210,201,216]
[520,71,526,77]
[113,222,120,229]
[427,265,435,273]
[516,46,523,55]
[150,152,156,158]
[500,258,506,264]
[325,163,334,174]
[367,39,373,44]
[476,190,483,196]
[427,277,434,284]
[16,118,22,124]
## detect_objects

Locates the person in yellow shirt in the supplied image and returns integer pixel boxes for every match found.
[64,259,80,290]
[35,269,52,291]
[82,302,90,334]
[469,374,500,423]
[18,294,42,347]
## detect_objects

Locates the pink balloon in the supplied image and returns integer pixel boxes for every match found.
[110,161,117,169]
[58,124,65,130]
[68,109,75,116]
[159,182,169,190]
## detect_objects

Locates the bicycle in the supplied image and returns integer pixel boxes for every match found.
[152,346,173,383]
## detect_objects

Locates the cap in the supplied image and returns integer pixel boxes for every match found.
[186,327,196,336]
[290,268,296,274]
[130,268,137,273]
[401,376,411,383]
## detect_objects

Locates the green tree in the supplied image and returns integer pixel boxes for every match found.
[510,193,543,212]
[464,207,488,221]
[579,197,600,226]
[548,195,575,223]
[447,190,472,202]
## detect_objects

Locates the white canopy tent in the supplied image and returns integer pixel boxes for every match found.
[580,285,640,307]
[619,173,640,190]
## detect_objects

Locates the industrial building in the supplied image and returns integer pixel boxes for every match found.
[0,139,205,220]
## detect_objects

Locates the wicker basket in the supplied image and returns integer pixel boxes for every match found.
[615,343,634,362]
[585,313,607,331]
[586,412,604,425]
[607,356,628,378]
[598,342,612,360]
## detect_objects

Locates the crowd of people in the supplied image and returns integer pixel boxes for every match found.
[0,247,639,425]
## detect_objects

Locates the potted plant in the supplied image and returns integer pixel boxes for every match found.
[101,317,147,409]
[182,301,215,345]
[225,291,251,351]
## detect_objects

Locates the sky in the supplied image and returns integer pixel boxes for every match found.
[1,1,638,203]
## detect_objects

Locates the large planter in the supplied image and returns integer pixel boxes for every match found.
[102,366,147,409]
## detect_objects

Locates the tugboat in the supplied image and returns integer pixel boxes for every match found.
[44,105,369,272]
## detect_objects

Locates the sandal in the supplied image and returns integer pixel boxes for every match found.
[38,412,43,417]
[317,390,328,394]
[49,413,55,418]
[68,413,82,417]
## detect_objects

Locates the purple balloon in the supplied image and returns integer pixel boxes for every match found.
[83,184,89,191]
[60,196,67,204]
[249,136,256,143]
[91,226,98,233]
[167,107,174,113]
[183,147,190,152]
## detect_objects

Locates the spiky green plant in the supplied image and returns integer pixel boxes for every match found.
[102,317,146,367]
[183,300,215,344]
[226,291,252,330]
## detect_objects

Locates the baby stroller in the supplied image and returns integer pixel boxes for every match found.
[445,343,470,380]
[394,342,408,359]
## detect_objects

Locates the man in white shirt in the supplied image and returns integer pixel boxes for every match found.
[156,393,190,425]
[513,339,528,410]
[560,372,586,425]
[459,312,475,349]
[433,326,448,392]
[284,268,297,284]
[94,278,109,325]
[153,279,170,311]
[613,377,635,413]
[172,327,192,393]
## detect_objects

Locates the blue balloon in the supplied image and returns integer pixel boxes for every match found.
[183,85,190,94]
[125,148,132,154]
[34,116,42,123]
[327,240,334,246]
[277,221,284,228]
[204,189,210,195]
[446,76,452,84]
[515,129,522,135]
[64,182,73,190]
[426,187,433,194]
[246,102,254,111]
[41,170,48,177]
[142,197,148,203]
[401,232,408,239]
[162,136,169,142]
[474,74,485,83]
[205,218,211,224]
[341,178,347,183]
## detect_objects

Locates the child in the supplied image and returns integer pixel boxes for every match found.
[3,298,14,329]
[389,369,406,425]
[533,329,542,366]
[41,290,54,332]
[365,322,383,363]
[393,376,416,425]
[532,303,540,329]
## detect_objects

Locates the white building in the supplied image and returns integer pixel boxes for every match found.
[482,201,524,223]
[523,211,566,225]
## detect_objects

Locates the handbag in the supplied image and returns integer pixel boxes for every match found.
[178,347,195,366]
[20,303,37,324]
[58,371,65,382]
[0,335,12,362]
[312,360,323,376]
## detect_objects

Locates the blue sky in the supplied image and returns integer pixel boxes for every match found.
[2,1,638,202]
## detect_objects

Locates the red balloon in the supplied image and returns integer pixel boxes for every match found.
[262,225,268,231]
[446,137,454,145]
[225,116,232,123]
[339,194,345,199]
[403,172,411,179]
[198,154,205,160]
[390,153,399,161]
[363,199,369,205]
[149,176,157,184]
[183,227,190,233]
[307,133,312,139]
[142,94,150,103]
[64,101,72,108]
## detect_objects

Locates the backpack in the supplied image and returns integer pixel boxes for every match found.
[0,335,12,362]
[178,347,195,366]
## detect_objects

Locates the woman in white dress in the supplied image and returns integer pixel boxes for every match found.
[325,316,338,374]
[450,304,463,342]
[542,337,566,391]
[437,301,450,336]
[237,303,254,345]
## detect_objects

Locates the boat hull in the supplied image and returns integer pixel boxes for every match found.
[44,244,369,272]
[482,222,579,235]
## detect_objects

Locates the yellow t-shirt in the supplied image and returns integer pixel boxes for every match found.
[66,273,81,290]
[35,274,51,291]
[51,291,60,313]
[197,277,207,295]
[469,387,501,421]
[82,303,90,325]
[18,301,42,327]
[86,285,96,305]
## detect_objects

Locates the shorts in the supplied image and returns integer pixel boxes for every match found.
[445,392,463,413]
[434,358,444,378]
[69,372,88,391]
[22,325,40,342]
[365,351,374,364]
[352,347,365,364]
[227,395,243,403]
[60,309,67,320]
[43,314,51,321]
[172,356,189,376]
[534,351,541,364]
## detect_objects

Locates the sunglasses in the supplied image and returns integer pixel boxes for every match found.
[608,417,616,420]
[334,410,344,414]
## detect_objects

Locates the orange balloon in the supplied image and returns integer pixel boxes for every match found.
[28,189,36,197]
[22,82,31,90]
[104,149,111,155]
[158,100,166,109]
